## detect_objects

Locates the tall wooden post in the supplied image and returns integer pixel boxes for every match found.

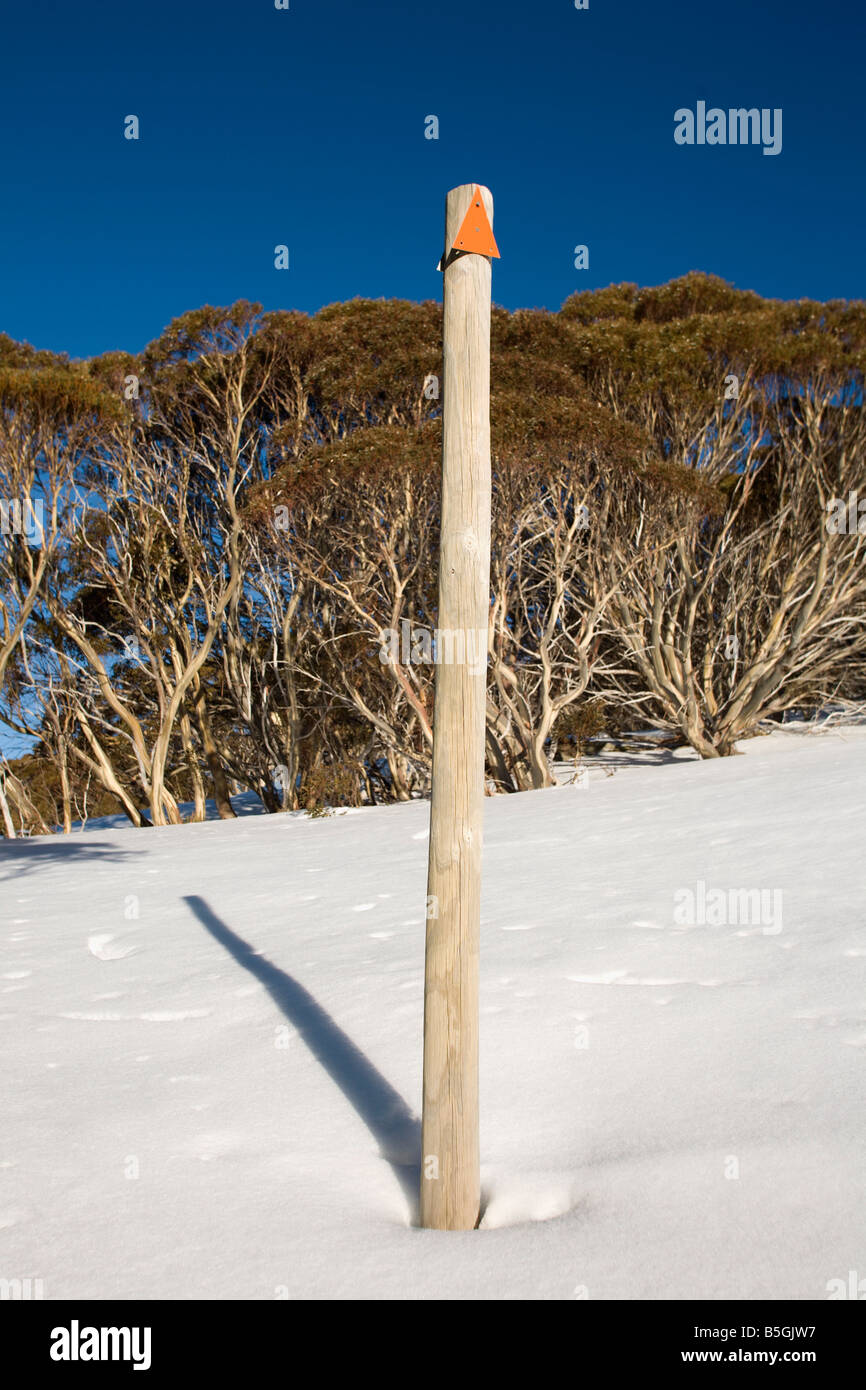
[420,184,495,1230]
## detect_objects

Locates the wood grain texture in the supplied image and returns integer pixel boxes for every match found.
[420,184,493,1231]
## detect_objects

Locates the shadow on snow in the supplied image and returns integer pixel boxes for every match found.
[182,893,422,1222]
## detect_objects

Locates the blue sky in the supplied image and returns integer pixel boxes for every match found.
[1,0,862,360]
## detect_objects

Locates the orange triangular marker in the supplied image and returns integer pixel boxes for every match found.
[451,186,500,258]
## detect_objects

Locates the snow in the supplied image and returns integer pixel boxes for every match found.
[1,726,865,1300]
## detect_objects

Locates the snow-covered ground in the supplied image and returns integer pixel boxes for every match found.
[2,727,864,1300]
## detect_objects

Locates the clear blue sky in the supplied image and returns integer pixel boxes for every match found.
[1,0,862,360]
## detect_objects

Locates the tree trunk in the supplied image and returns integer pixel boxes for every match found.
[192,682,236,819]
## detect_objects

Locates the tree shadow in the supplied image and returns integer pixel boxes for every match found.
[584,746,694,771]
[563,738,700,774]
[0,839,137,879]
[182,894,422,1223]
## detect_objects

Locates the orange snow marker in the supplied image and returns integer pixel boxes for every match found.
[451,186,500,258]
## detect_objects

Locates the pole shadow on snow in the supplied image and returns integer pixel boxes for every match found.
[182,894,422,1221]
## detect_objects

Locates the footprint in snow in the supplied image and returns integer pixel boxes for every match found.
[567,970,629,985]
[0,1208,30,1230]
[60,1010,125,1021]
[190,1131,244,1162]
[567,970,709,987]
[139,1009,211,1022]
[88,934,138,961]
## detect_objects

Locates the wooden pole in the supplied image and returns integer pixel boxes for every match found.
[420,184,494,1230]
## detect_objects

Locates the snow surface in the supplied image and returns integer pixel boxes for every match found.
[1,727,865,1300]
